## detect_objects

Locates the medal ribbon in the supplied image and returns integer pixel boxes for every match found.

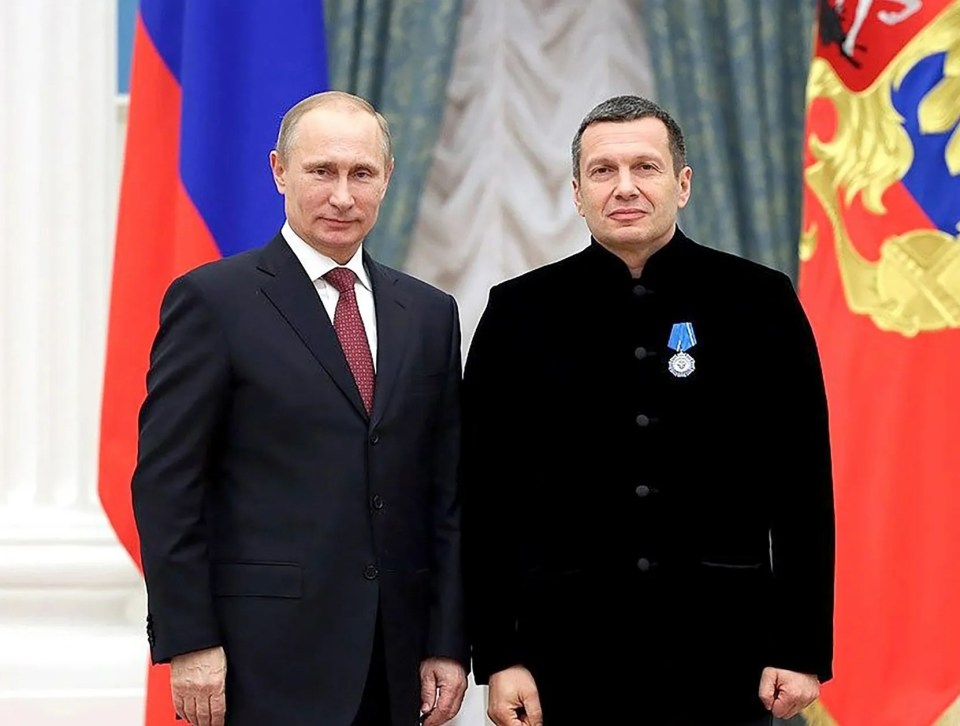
[668,322,696,352]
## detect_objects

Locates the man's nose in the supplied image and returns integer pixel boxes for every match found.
[329,175,354,208]
[615,168,639,197]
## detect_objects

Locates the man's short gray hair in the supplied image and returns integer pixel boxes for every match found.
[571,95,686,180]
[275,90,393,164]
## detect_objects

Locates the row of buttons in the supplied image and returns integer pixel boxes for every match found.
[632,284,658,579]
[363,482,387,579]
[633,309,658,586]
[631,284,658,432]
[635,483,657,571]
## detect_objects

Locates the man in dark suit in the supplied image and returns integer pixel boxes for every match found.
[132,91,467,726]
[462,95,834,725]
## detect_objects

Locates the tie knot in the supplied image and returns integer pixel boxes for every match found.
[324,267,356,293]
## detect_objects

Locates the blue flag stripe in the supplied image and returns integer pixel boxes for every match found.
[141,0,329,257]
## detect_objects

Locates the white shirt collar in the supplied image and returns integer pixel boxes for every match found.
[281,221,372,291]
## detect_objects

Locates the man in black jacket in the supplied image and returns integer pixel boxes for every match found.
[133,91,467,726]
[463,95,834,725]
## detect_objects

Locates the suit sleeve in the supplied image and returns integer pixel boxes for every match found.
[767,273,836,682]
[461,286,525,683]
[132,274,230,664]
[426,294,469,665]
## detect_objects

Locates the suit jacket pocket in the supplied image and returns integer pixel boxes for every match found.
[213,561,302,598]
[693,557,770,661]
[700,559,766,571]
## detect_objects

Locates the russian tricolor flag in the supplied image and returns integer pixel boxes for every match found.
[99,2,328,722]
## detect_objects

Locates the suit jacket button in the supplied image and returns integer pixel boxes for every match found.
[636,414,650,427]
[372,494,385,511]
[369,431,380,445]
[634,346,648,360]
[633,284,648,297]
[363,564,379,580]
[635,485,650,498]
[637,557,652,572]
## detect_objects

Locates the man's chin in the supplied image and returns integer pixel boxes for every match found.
[610,229,656,247]
[304,232,363,259]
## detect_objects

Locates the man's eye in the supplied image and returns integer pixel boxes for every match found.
[355,170,372,179]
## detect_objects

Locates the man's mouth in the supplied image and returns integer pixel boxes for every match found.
[609,209,647,220]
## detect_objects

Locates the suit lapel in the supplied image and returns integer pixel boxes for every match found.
[366,253,409,428]
[257,234,368,419]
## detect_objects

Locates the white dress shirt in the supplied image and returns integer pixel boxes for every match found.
[281,221,378,371]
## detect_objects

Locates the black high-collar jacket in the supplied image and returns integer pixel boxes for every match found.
[463,227,834,724]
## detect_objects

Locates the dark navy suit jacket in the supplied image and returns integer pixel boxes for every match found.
[133,233,466,725]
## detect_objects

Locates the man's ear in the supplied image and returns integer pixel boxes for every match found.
[380,157,395,200]
[269,150,286,194]
[572,178,584,217]
[677,166,692,209]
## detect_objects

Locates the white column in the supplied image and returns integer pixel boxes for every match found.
[0,1,146,723]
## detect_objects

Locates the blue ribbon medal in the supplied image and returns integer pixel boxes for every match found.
[666,322,696,378]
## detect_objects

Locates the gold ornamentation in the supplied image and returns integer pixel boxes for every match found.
[803,690,960,724]
[802,699,839,726]
[800,223,819,263]
[935,691,960,725]
[803,2,960,336]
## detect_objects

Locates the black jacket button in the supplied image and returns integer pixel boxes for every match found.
[363,564,379,580]
[633,284,648,297]
[634,346,648,360]
[372,494,385,511]
[369,431,380,445]
[635,485,651,498]
[637,557,652,572]
[636,414,650,427]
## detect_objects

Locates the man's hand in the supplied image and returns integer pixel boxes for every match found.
[759,666,819,719]
[419,656,467,726]
[487,666,543,726]
[171,646,227,726]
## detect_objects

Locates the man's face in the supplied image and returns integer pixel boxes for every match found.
[270,106,393,263]
[573,117,691,254]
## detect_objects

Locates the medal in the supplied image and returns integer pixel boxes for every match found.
[668,350,695,377]
[667,322,697,378]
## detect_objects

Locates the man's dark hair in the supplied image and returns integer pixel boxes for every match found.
[571,95,687,180]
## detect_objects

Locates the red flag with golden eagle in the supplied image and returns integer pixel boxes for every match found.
[799,1,960,724]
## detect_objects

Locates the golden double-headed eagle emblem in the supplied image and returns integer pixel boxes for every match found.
[801,0,960,336]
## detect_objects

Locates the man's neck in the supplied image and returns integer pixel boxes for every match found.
[600,225,676,278]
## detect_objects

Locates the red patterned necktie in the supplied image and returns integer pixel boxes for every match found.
[323,267,375,414]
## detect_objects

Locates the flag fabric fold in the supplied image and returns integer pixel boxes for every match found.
[799,2,960,724]
[100,2,328,723]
